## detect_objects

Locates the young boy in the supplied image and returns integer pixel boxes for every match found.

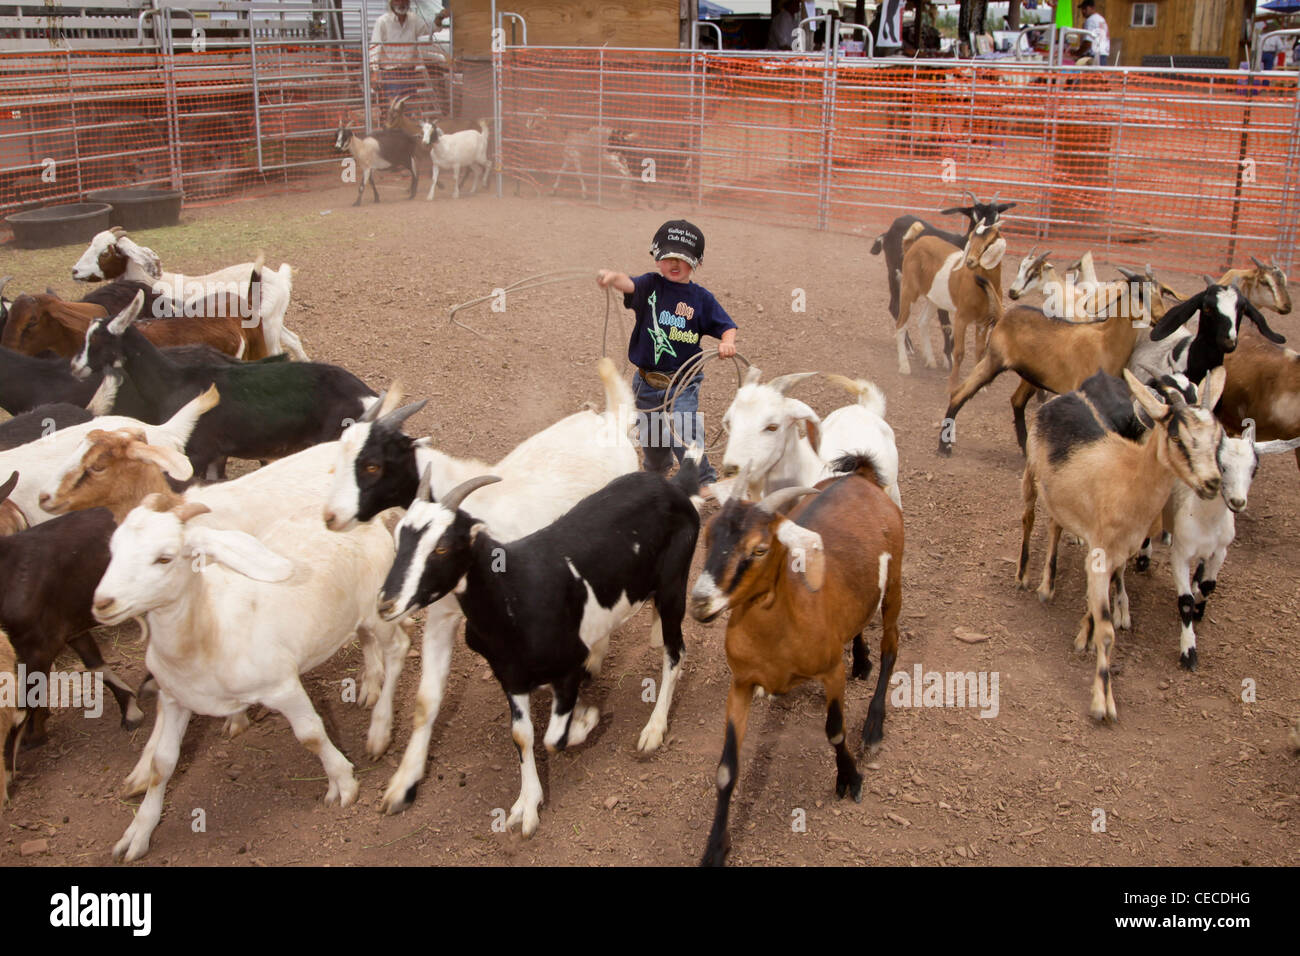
[597,219,737,498]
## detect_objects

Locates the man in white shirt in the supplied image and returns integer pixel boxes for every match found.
[767,0,799,50]
[370,0,433,107]
[1078,0,1110,66]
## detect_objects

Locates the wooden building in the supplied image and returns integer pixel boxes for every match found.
[1103,0,1247,66]
[445,0,698,56]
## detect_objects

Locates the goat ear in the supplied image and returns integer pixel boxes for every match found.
[774,518,825,592]
[115,236,161,279]
[1199,366,1227,410]
[107,290,145,335]
[995,202,1017,212]
[1148,293,1203,341]
[1241,298,1287,344]
[128,441,194,482]
[938,205,975,219]
[1124,369,1171,421]
[185,526,294,582]
[978,237,1007,270]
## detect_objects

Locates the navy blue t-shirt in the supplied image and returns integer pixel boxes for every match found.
[624,273,737,373]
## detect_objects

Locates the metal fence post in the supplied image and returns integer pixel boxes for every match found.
[360,0,373,132]
[493,8,503,197]
[65,51,84,199]
[596,47,605,206]
[696,49,707,209]
[819,47,838,230]
[1103,70,1128,259]
[249,11,264,174]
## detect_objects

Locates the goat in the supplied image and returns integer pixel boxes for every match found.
[1161,416,1300,670]
[2,280,263,361]
[0,276,12,337]
[690,452,904,866]
[717,367,900,507]
[334,109,421,205]
[1017,368,1227,722]
[71,228,306,361]
[0,473,25,536]
[0,505,144,747]
[378,450,701,837]
[94,496,406,862]
[1218,329,1300,472]
[0,404,92,451]
[323,358,640,815]
[1221,256,1292,316]
[869,191,1016,356]
[940,269,1170,455]
[0,627,21,806]
[551,125,635,200]
[420,119,490,200]
[895,220,1007,392]
[0,387,212,529]
[72,291,376,480]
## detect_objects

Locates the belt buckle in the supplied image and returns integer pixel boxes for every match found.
[641,369,672,389]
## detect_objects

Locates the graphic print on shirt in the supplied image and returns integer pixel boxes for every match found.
[646,289,677,365]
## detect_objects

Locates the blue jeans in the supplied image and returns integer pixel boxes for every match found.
[379,68,424,109]
[632,373,718,486]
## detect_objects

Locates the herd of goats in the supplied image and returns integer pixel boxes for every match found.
[0,184,1297,866]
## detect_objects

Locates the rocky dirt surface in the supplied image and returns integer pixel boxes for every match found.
[4,180,1298,867]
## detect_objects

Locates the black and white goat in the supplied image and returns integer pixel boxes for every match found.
[1140,283,1287,383]
[334,110,421,206]
[377,449,701,838]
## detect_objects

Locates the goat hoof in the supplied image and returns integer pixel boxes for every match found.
[1135,555,1150,573]
[851,661,872,681]
[380,782,418,815]
[700,835,731,867]
[937,442,953,458]
[1179,648,1198,671]
[836,773,864,803]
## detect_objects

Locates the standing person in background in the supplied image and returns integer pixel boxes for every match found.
[1077,0,1110,65]
[370,0,433,112]
[768,0,799,50]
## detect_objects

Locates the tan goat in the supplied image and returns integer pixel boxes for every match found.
[895,221,1006,391]
[1018,368,1227,722]
[0,627,21,807]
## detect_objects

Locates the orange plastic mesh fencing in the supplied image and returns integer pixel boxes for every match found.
[0,42,366,222]
[500,48,1300,277]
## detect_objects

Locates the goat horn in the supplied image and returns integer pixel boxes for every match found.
[765,372,818,395]
[1250,255,1264,270]
[742,365,763,387]
[756,485,820,516]
[1202,274,1216,287]
[440,475,502,513]
[378,399,427,432]
[416,464,434,502]
[358,391,387,423]
[1116,266,1142,281]
[989,190,1001,207]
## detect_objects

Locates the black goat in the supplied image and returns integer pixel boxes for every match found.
[74,291,377,479]
[377,451,702,838]
[0,506,142,747]
[870,192,1016,356]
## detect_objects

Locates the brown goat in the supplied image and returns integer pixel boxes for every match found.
[938,271,1166,456]
[1218,327,1300,472]
[38,428,191,523]
[895,221,1006,392]
[0,472,26,536]
[689,453,904,866]
[2,286,266,361]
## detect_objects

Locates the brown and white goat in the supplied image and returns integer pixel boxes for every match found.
[895,220,1006,392]
[1219,328,1300,472]
[2,283,264,361]
[0,627,21,807]
[1221,257,1292,316]
[689,453,904,866]
[940,269,1165,455]
[1018,368,1226,722]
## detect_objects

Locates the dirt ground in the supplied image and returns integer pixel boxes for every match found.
[4,178,1299,868]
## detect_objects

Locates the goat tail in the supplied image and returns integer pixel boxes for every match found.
[597,356,635,422]
[869,235,884,256]
[901,221,926,256]
[822,373,886,419]
[828,450,888,489]
[672,442,704,498]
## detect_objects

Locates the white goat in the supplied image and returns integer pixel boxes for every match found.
[95,499,405,862]
[420,119,490,199]
[71,229,307,361]
[718,368,901,507]
[1164,416,1300,670]
[322,358,640,815]
[0,388,212,527]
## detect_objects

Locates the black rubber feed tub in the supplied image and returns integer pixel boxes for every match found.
[87,188,183,230]
[5,202,113,249]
